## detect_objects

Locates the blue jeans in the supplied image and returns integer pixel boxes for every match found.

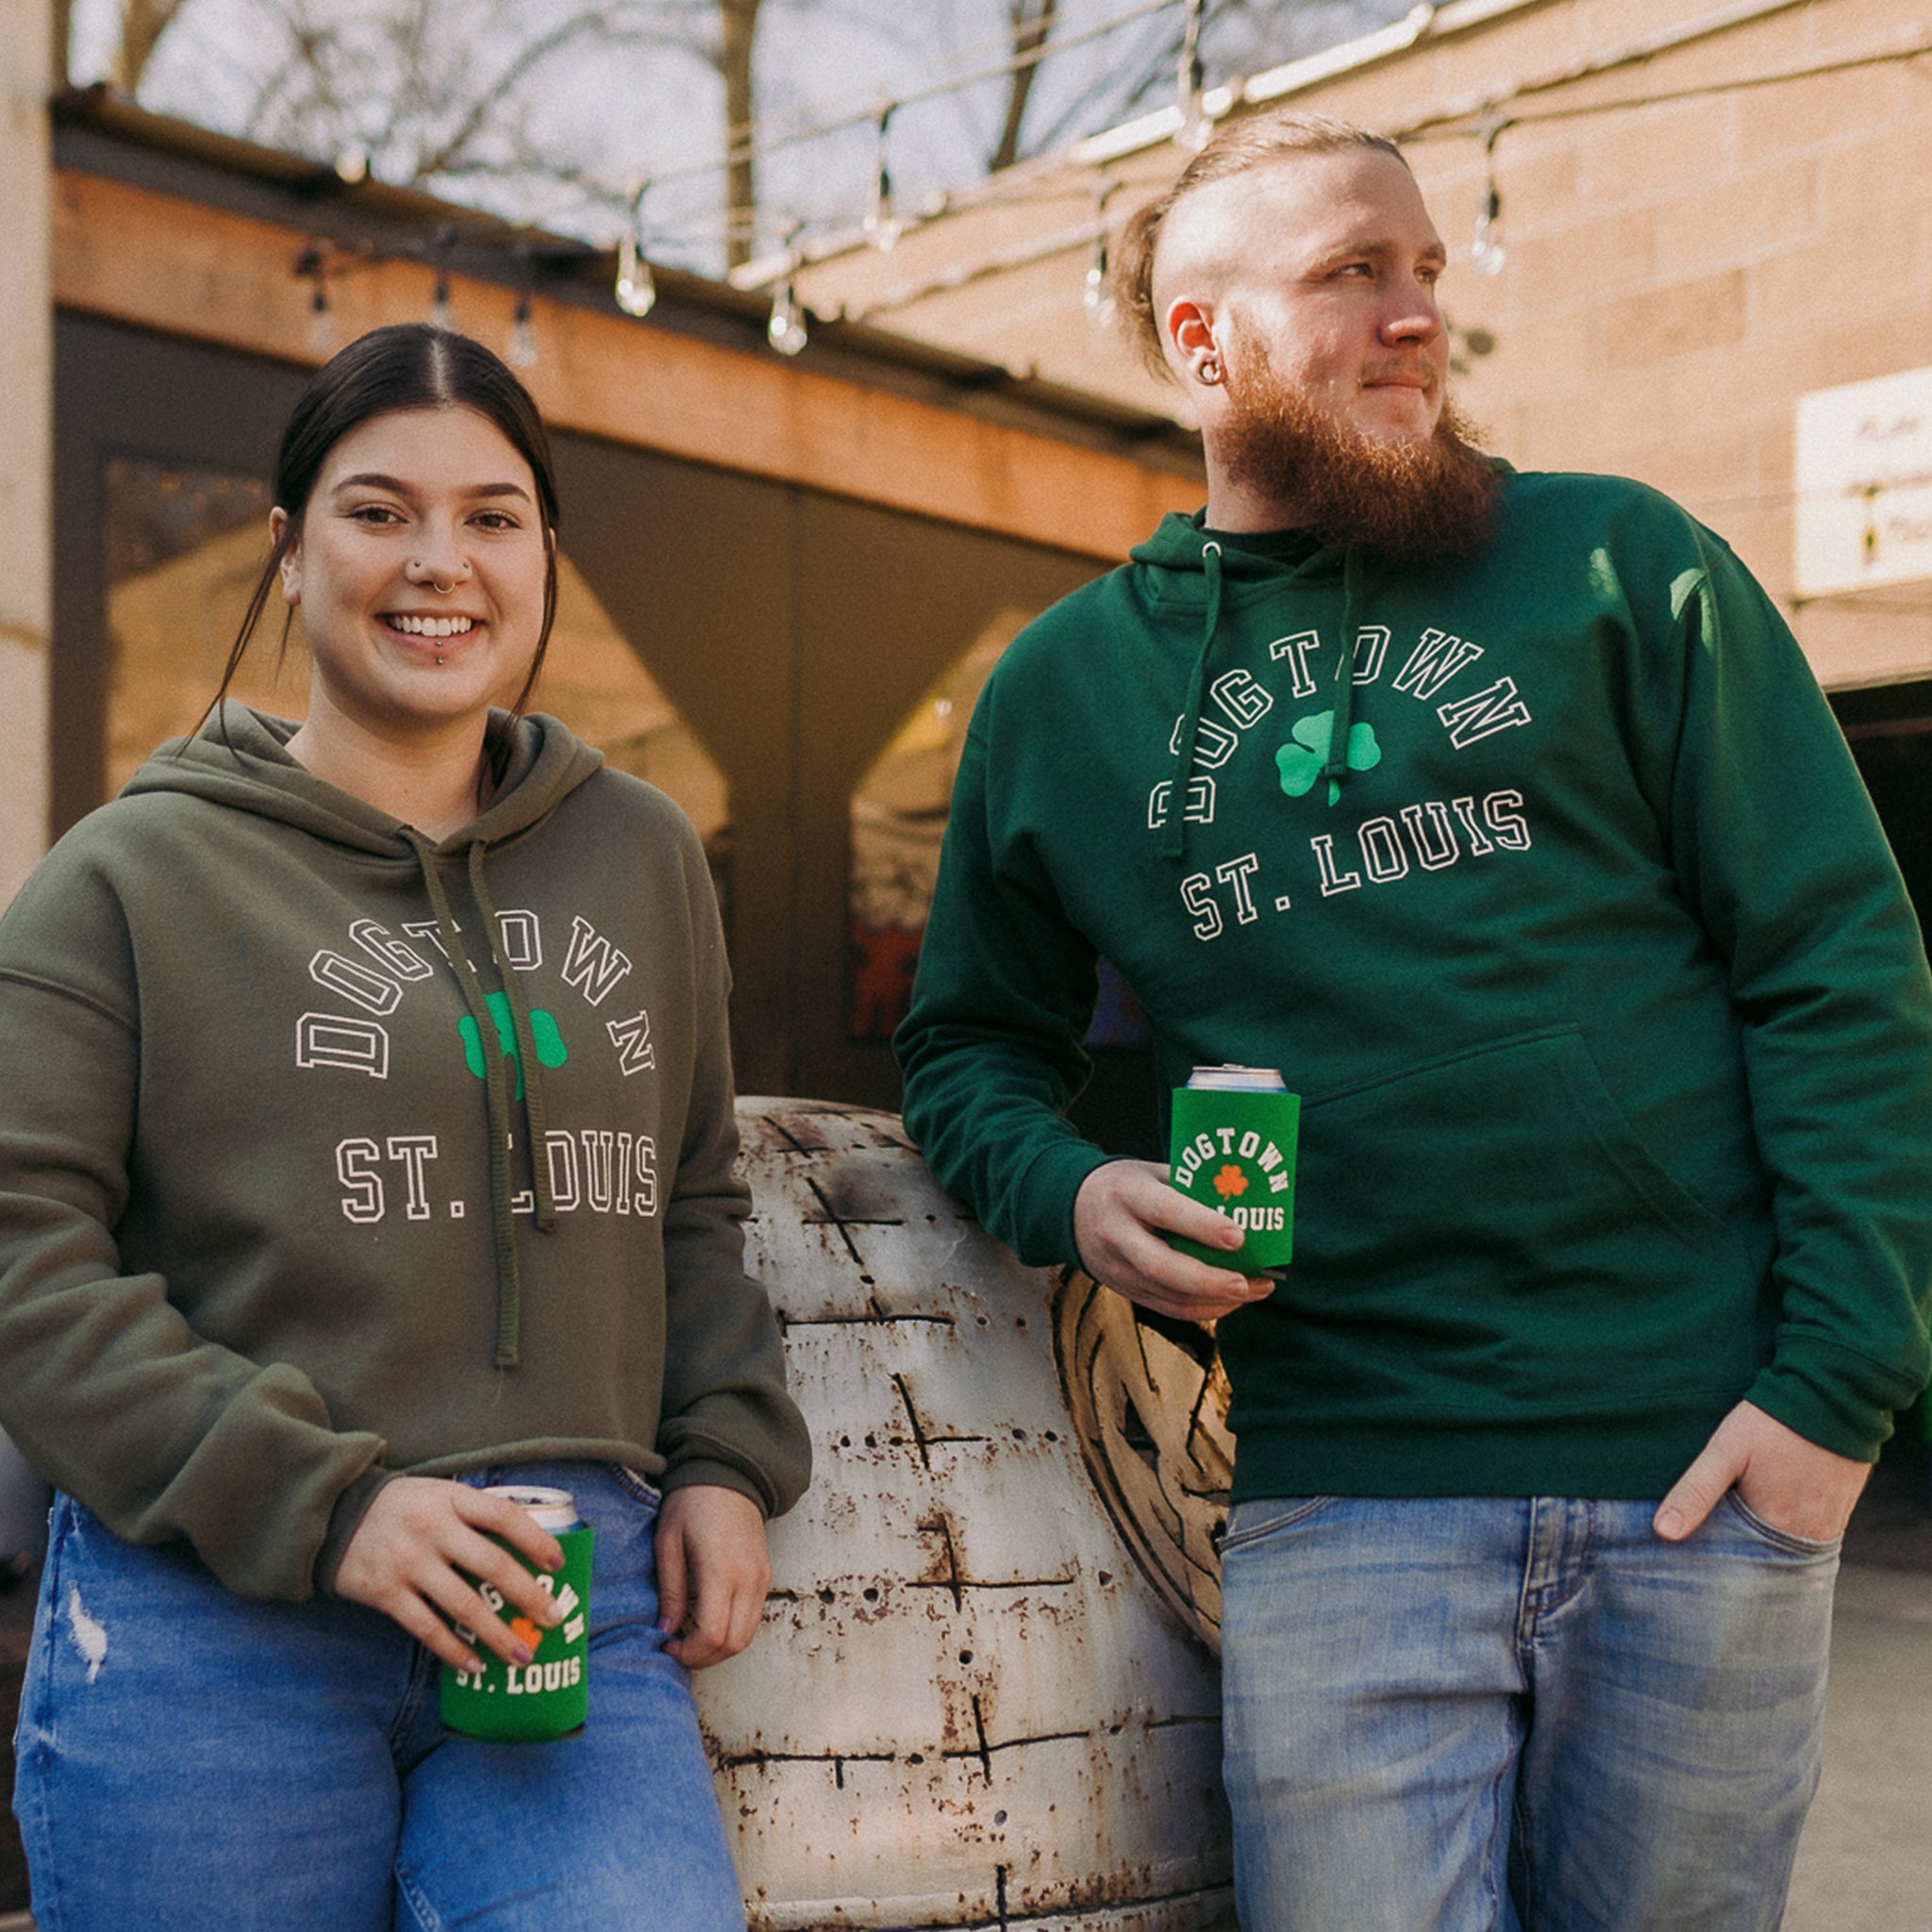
[11,1462,745,1932]
[1220,1493,1838,1932]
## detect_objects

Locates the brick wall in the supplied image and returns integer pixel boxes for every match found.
[1288,0,1931,687]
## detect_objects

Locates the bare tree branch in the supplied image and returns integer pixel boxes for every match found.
[988,0,1055,174]
[111,0,192,92]
[716,0,763,268]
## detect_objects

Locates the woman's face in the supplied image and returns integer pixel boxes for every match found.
[273,406,550,743]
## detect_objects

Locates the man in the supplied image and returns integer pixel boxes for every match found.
[895,112,1932,1931]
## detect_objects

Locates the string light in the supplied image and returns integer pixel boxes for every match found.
[768,225,809,356]
[1174,0,1209,153]
[863,101,902,252]
[614,177,658,317]
[1471,119,1507,275]
[428,225,456,329]
[1083,180,1118,326]
[295,244,334,356]
[508,296,538,367]
[647,0,1185,195]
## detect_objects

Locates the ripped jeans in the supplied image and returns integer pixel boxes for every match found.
[10,1463,746,1932]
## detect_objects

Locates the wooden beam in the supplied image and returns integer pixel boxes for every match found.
[51,170,1200,560]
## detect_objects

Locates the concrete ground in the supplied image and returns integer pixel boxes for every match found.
[1785,1461,1932,1932]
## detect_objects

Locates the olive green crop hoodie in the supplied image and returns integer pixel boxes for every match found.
[0,706,808,1599]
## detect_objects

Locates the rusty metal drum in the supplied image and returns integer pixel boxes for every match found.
[691,1100,1238,1931]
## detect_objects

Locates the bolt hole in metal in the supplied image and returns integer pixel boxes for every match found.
[711,1102,1237,1924]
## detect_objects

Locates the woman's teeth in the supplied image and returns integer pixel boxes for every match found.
[391,615,475,638]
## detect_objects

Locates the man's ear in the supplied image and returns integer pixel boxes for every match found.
[1164,297,1223,389]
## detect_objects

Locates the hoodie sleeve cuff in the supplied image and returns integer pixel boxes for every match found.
[313,1466,397,1597]
[659,1457,769,1516]
[1745,1337,1926,1464]
[1017,1140,1122,1272]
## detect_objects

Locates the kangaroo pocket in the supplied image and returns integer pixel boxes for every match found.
[1243,1026,1757,1425]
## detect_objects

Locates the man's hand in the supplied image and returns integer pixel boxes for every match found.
[334,1476,565,1674]
[1654,1400,1871,1543]
[1074,1159,1275,1322]
[655,1484,772,1669]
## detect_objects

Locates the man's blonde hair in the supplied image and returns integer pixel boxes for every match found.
[1111,110,1409,378]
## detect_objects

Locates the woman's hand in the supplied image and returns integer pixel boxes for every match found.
[333,1475,565,1674]
[655,1484,771,1670]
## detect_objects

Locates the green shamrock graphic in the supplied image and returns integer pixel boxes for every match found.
[459,991,567,1098]
[1275,710,1381,806]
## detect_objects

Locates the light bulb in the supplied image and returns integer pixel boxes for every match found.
[308,286,335,357]
[615,232,657,318]
[768,283,808,357]
[1472,190,1506,276]
[863,199,903,253]
[508,306,538,369]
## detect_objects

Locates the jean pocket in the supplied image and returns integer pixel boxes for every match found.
[1721,1491,1842,1557]
[1220,1496,1335,1555]
[609,1465,664,1510]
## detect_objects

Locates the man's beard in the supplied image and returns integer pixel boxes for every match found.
[1214,344,1501,563]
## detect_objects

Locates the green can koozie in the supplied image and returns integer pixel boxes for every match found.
[1166,1067,1300,1270]
[441,1486,593,1742]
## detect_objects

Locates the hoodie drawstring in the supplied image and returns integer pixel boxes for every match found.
[401,829,554,1370]
[1158,539,1224,862]
[467,841,558,1233]
[1323,545,1367,806]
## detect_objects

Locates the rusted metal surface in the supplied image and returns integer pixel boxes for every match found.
[695,1100,1237,1931]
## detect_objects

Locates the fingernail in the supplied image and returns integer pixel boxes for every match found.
[1657,1508,1684,1540]
[546,1552,565,1572]
[511,1641,535,1664]
[656,1615,675,1634]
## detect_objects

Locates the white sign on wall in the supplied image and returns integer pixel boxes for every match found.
[1794,365,1932,599]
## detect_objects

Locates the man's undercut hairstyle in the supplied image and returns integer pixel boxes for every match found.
[1111,111,1410,379]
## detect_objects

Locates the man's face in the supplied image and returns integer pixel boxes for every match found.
[1185,148,1450,447]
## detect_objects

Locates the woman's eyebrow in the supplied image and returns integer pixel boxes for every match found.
[329,474,533,501]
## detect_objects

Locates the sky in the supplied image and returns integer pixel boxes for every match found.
[66,0,1410,273]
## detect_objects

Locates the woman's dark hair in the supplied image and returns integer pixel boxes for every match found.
[205,324,562,741]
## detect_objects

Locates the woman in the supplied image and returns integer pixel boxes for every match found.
[0,325,809,1929]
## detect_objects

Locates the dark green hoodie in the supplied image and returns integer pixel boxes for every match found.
[0,705,808,1599]
[899,472,1932,1503]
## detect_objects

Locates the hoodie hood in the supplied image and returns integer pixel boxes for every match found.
[124,703,607,855]
[1131,511,1373,857]
[124,703,607,1368]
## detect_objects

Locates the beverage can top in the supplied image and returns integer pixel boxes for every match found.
[1185,1064,1288,1091]
[485,1485,581,1533]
